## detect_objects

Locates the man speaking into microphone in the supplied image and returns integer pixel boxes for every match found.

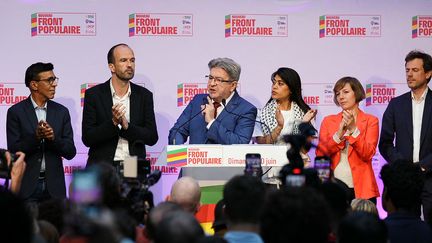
[169,58,257,144]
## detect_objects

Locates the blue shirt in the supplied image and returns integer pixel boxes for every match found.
[224,231,264,243]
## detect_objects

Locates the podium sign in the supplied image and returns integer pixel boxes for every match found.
[156,144,289,167]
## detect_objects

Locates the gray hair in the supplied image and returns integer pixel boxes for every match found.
[208,58,241,81]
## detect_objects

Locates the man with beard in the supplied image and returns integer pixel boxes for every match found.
[7,62,76,203]
[379,50,432,223]
[82,44,158,167]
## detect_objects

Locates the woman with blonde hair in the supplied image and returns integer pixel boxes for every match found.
[351,198,378,215]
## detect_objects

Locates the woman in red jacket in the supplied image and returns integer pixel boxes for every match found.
[316,77,379,203]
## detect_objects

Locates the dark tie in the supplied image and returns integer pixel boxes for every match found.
[213,102,221,118]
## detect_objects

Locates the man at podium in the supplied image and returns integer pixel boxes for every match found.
[169,58,257,145]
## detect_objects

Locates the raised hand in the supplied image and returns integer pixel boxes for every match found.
[202,96,215,123]
[275,104,284,127]
[342,110,356,133]
[303,109,317,122]
[36,120,45,140]
[41,121,55,141]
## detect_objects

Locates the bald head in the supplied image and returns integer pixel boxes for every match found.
[169,177,201,213]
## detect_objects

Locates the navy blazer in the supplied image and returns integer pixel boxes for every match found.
[82,80,158,165]
[6,97,76,199]
[168,92,257,144]
[379,89,432,171]
[385,212,432,243]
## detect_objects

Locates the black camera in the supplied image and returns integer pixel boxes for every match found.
[280,123,320,188]
[0,149,16,178]
[118,141,162,224]
[120,168,162,224]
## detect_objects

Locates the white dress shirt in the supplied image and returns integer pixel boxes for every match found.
[412,88,428,163]
[110,80,132,161]
[30,96,47,172]
[333,127,360,188]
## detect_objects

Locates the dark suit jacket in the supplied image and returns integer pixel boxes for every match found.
[82,80,158,165]
[168,92,257,144]
[6,97,76,199]
[385,211,432,243]
[379,89,432,170]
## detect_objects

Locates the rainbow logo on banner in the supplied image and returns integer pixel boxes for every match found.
[31,13,37,36]
[412,16,418,38]
[364,83,400,106]
[129,14,135,37]
[319,15,326,38]
[31,13,38,36]
[176,83,209,107]
[365,84,372,106]
[225,15,231,37]
[167,148,188,167]
[80,83,97,107]
[177,83,184,106]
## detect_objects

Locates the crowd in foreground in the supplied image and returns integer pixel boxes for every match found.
[1,158,432,243]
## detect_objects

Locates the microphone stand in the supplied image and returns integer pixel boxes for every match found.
[221,99,276,178]
[221,99,275,145]
[171,97,208,145]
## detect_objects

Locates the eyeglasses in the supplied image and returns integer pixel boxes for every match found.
[205,75,234,84]
[35,77,59,85]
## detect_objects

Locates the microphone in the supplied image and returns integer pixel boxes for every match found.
[171,96,208,145]
[221,99,275,144]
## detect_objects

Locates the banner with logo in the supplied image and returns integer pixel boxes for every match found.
[225,14,288,37]
[0,83,28,106]
[31,12,96,36]
[129,13,193,37]
[412,15,432,38]
[319,15,381,38]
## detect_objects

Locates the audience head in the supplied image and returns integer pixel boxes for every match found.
[351,198,378,215]
[38,220,59,243]
[320,181,350,232]
[212,199,227,237]
[38,198,66,235]
[0,188,33,243]
[61,210,118,243]
[270,67,310,113]
[146,201,183,240]
[154,210,204,243]
[260,187,331,243]
[338,212,387,243]
[380,160,424,214]
[405,50,432,83]
[169,176,201,213]
[196,236,228,243]
[333,76,365,107]
[223,175,266,226]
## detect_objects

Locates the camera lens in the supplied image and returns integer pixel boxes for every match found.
[0,149,16,178]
